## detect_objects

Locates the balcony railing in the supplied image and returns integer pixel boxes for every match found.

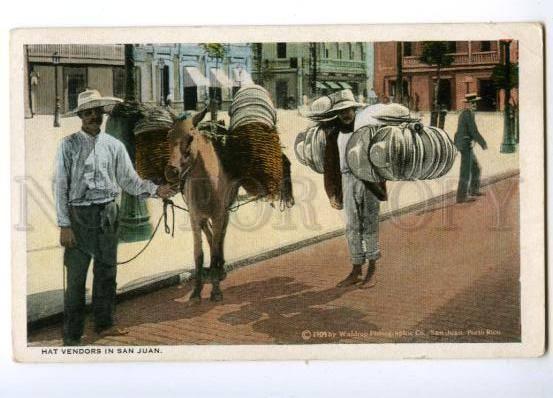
[403,51,499,69]
[27,44,125,64]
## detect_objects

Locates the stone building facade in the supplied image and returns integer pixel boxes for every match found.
[251,42,373,108]
[133,44,253,112]
[373,41,519,111]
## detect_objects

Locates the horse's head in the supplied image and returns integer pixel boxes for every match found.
[165,107,208,183]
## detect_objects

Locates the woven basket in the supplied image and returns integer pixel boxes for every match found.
[132,106,175,184]
[222,122,284,199]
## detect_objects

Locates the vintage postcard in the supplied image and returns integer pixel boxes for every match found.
[11,23,545,362]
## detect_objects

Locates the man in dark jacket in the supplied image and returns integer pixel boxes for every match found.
[454,93,488,203]
[320,90,387,288]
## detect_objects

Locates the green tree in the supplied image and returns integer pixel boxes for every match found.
[491,62,518,91]
[200,43,227,121]
[419,41,454,125]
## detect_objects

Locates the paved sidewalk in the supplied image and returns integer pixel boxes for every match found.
[22,110,518,323]
[29,176,520,346]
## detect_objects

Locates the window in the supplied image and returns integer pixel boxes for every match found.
[325,46,329,58]
[290,57,298,68]
[403,42,412,56]
[335,43,340,59]
[358,43,365,61]
[480,41,491,51]
[348,43,353,59]
[112,67,126,99]
[277,43,286,58]
[447,41,457,53]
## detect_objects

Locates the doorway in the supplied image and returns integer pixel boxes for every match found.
[183,86,198,110]
[160,65,170,105]
[276,80,288,109]
[478,79,498,111]
[436,78,453,110]
[64,67,87,112]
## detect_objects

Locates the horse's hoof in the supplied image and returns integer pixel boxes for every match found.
[210,290,223,302]
[210,267,227,282]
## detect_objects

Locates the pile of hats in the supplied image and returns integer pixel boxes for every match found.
[229,85,277,130]
[222,85,288,201]
[301,89,364,122]
[295,99,457,182]
[364,123,457,182]
[294,125,326,174]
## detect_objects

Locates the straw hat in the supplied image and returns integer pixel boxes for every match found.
[327,89,363,112]
[463,93,482,103]
[65,89,123,117]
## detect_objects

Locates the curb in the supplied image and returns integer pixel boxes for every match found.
[27,169,519,332]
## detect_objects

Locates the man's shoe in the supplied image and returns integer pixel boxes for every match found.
[96,325,129,338]
[470,192,485,197]
[63,338,82,346]
[457,197,476,203]
[359,263,377,289]
[337,265,362,287]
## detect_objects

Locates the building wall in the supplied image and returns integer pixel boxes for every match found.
[373,40,519,112]
[26,45,125,115]
[254,42,371,107]
[87,66,114,97]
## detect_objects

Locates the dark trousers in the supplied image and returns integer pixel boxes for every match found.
[63,202,119,342]
[456,149,481,201]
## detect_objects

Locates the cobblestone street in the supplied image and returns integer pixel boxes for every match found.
[29,175,520,346]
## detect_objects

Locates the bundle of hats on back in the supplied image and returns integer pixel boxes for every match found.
[224,85,292,205]
[295,92,457,183]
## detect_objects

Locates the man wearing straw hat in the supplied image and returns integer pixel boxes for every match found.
[54,89,176,346]
[320,89,387,288]
[454,93,488,203]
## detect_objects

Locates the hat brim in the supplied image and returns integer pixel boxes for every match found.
[63,98,123,117]
[330,101,364,112]
[345,126,383,182]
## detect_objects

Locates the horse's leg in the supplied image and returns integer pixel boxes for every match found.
[189,215,204,303]
[209,212,230,302]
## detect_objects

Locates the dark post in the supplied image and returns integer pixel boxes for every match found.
[310,43,317,97]
[500,40,515,153]
[112,43,153,242]
[125,44,136,101]
[396,42,404,105]
[52,52,61,127]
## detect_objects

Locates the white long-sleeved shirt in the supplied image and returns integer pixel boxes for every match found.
[54,130,158,227]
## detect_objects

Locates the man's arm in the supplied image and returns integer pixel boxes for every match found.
[54,140,77,247]
[470,112,488,150]
[115,142,175,199]
[53,141,71,227]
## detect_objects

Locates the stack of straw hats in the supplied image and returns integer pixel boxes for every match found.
[229,85,277,130]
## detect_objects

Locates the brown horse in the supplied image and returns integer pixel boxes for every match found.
[165,108,239,302]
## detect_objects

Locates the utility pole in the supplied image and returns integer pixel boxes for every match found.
[396,42,404,105]
[309,43,318,96]
[109,43,152,242]
[125,44,136,101]
[500,39,516,153]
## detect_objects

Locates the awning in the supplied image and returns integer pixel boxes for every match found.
[210,68,233,88]
[183,67,210,87]
[232,68,254,86]
[339,81,352,89]
[315,81,327,89]
[325,81,341,89]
